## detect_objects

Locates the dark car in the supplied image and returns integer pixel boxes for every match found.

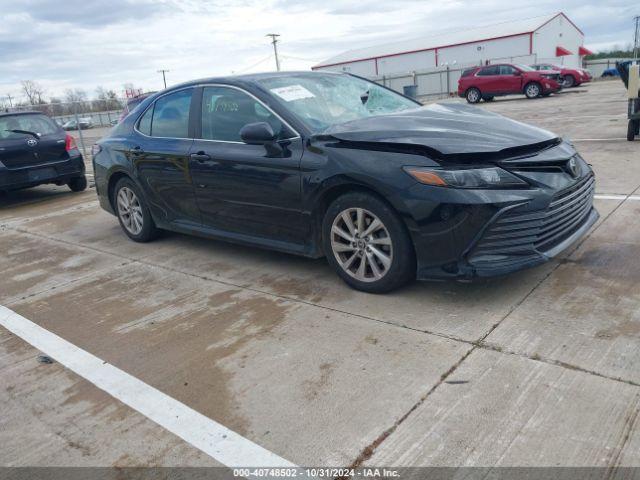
[93,72,597,293]
[62,117,93,130]
[458,64,562,103]
[0,111,87,193]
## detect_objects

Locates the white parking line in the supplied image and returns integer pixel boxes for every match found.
[594,194,640,201]
[0,305,295,469]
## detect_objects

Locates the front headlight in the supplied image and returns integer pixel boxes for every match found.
[404,166,528,189]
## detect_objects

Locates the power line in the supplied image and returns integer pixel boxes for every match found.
[235,54,275,74]
[280,54,324,63]
[634,15,639,60]
[266,34,281,71]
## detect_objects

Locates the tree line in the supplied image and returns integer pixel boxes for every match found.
[584,44,637,60]
[1,80,144,116]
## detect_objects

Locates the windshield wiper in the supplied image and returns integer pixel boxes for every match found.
[5,129,40,139]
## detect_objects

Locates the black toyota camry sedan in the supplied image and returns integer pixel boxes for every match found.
[92,71,597,293]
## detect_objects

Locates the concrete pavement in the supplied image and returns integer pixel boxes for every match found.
[1,80,639,470]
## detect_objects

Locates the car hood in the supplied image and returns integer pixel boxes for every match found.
[320,103,558,158]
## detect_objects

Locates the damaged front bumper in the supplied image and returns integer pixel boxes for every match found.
[405,171,598,281]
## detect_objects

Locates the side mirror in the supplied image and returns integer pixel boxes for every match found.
[240,122,277,145]
[514,70,522,76]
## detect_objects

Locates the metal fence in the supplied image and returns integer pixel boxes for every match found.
[8,101,124,128]
[371,54,539,101]
[370,55,630,100]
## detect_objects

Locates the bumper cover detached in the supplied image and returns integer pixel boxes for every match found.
[466,174,598,278]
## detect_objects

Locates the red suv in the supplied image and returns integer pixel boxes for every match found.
[458,64,561,103]
[530,63,592,88]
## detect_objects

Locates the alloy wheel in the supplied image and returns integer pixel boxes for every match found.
[116,186,144,235]
[526,84,540,98]
[330,207,393,283]
[467,89,480,103]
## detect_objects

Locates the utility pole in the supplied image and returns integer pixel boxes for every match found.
[157,69,169,89]
[634,16,640,60]
[266,34,281,71]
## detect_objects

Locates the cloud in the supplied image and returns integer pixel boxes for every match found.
[0,0,636,101]
[1,0,169,26]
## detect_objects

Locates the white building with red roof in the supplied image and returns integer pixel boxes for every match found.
[313,12,592,77]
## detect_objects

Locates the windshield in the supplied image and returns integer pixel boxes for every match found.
[516,64,535,72]
[256,73,420,132]
[0,114,59,140]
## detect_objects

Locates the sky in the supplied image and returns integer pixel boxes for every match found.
[0,0,637,102]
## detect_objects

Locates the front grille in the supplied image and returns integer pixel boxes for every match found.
[470,174,595,259]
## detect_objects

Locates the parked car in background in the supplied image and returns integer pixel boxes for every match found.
[602,67,621,78]
[530,63,592,88]
[93,71,597,293]
[458,64,561,103]
[62,117,93,130]
[117,92,156,124]
[0,111,87,193]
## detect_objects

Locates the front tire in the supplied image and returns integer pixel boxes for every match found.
[114,177,159,242]
[465,88,481,104]
[67,176,87,192]
[524,82,542,99]
[322,192,415,293]
[563,75,575,88]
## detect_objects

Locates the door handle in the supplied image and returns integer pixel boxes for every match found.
[129,146,144,156]
[190,152,212,163]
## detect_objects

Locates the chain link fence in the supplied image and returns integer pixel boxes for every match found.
[371,54,539,101]
[7,100,125,127]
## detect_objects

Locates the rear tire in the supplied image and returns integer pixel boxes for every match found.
[114,177,159,242]
[68,176,87,192]
[524,82,541,99]
[465,88,481,104]
[322,192,415,293]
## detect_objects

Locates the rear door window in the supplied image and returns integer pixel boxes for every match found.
[477,66,499,76]
[137,106,153,136]
[499,65,517,75]
[149,89,192,138]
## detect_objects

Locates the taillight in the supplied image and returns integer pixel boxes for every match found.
[65,134,77,152]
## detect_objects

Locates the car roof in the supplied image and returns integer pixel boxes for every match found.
[167,70,347,90]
